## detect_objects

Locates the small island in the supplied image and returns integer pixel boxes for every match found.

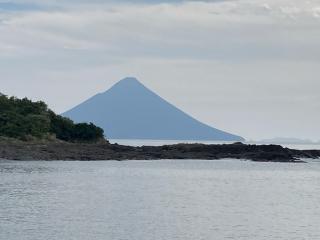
[0,94,319,162]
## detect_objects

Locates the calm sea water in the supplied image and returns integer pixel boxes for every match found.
[1,159,320,240]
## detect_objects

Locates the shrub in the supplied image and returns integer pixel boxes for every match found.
[0,94,104,142]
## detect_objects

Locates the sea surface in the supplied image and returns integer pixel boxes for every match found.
[1,159,320,240]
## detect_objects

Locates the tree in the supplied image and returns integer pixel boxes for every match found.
[0,94,105,142]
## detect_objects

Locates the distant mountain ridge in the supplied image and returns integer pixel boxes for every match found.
[63,77,244,141]
[257,137,316,145]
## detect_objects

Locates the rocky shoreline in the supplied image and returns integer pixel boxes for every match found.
[0,141,320,162]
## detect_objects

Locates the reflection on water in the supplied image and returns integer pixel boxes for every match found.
[0,160,320,240]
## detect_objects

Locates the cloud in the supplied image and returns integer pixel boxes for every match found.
[1,0,320,62]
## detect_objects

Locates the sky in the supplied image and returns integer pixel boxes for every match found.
[1,0,320,141]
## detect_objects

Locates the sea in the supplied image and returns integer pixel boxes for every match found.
[1,140,320,240]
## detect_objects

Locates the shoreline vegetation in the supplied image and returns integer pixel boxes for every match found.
[0,94,104,143]
[1,94,320,162]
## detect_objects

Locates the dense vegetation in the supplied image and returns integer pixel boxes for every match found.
[0,94,104,142]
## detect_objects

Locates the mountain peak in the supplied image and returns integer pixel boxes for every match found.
[104,77,149,95]
[121,77,139,82]
[64,77,244,141]
[117,77,142,86]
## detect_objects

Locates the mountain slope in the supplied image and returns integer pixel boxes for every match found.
[63,77,244,141]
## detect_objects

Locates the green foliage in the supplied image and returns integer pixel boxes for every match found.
[0,94,104,142]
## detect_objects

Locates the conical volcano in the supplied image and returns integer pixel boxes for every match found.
[63,77,244,141]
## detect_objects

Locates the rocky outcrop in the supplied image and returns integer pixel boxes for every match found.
[0,141,319,162]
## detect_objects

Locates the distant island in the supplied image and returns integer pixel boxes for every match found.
[1,93,320,162]
[256,137,317,145]
[63,77,244,141]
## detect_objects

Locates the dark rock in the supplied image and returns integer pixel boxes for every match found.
[0,141,319,162]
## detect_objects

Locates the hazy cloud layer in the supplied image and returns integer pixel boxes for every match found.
[1,0,320,140]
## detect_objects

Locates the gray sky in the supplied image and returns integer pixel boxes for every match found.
[1,0,320,141]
